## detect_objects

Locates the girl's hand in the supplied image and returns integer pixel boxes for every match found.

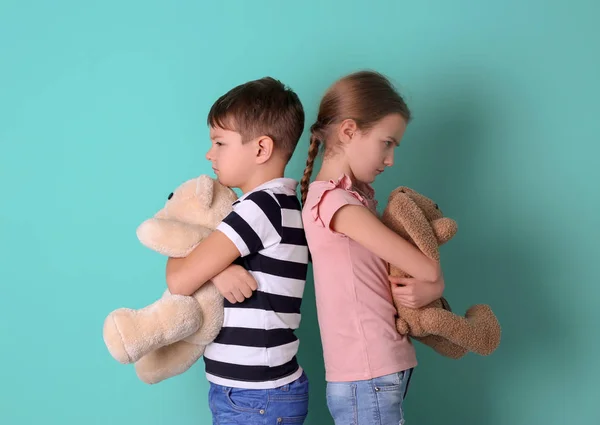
[389,274,445,309]
[211,264,258,303]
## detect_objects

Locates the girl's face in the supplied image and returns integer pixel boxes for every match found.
[345,113,407,184]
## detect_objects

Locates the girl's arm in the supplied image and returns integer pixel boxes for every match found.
[330,204,442,282]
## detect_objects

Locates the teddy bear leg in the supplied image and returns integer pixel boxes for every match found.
[134,340,206,384]
[103,295,203,364]
[415,334,468,359]
[419,305,501,356]
[462,304,501,355]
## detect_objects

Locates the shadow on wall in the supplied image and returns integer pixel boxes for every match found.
[375,76,564,425]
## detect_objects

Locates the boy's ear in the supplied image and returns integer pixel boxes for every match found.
[255,136,274,164]
[338,119,358,144]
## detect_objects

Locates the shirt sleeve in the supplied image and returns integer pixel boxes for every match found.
[216,191,282,257]
[312,187,365,231]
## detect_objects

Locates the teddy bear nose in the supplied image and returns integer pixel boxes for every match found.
[168,192,174,200]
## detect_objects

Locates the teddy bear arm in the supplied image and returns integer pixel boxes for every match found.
[137,219,211,257]
[183,283,225,346]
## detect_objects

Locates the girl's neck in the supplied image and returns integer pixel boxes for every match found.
[315,157,371,195]
[315,157,353,183]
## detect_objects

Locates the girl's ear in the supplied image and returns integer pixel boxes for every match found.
[338,119,358,145]
[255,136,274,164]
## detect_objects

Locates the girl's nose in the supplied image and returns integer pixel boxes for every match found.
[384,151,394,167]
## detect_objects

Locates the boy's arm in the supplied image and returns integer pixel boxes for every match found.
[166,191,282,297]
[165,230,241,296]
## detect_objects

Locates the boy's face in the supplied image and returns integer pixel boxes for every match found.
[206,126,255,191]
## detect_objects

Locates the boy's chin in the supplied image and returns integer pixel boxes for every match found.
[215,175,236,189]
[214,174,227,185]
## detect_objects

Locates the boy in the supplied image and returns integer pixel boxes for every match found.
[166,77,310,424]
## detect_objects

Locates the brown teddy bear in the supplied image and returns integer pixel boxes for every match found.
[381,186,501,359]
[103,175,237,384]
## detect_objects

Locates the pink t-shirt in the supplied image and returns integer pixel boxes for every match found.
[302,175,417,382]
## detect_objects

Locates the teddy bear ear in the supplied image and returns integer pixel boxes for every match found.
[196,175,215,208]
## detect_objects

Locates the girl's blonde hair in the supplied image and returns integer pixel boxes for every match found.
[300,70,411,205]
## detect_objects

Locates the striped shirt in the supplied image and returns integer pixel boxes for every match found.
[204,178,309,389]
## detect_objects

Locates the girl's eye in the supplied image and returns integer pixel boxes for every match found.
[384,140,393,147]
[215,141,223,146]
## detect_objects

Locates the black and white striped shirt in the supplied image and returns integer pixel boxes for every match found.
[204,178,309,389]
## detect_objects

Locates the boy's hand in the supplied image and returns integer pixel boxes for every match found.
[389,274,445,309]
[211,264,258,304]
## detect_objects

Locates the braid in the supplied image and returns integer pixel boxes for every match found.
[300,133,321,206]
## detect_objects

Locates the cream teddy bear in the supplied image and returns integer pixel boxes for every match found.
[103,175,237,384]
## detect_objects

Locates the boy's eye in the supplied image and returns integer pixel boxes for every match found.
[215,141,223,146]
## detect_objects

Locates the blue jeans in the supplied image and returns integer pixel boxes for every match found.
[208,372,309,424]
[326,369,413,425]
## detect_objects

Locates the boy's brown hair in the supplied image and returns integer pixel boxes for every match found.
[207,77,305,162]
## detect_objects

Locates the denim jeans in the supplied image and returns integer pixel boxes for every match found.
[208,372,309,424]
[326,369,413,425]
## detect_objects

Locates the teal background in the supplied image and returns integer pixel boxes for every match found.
[1,0,598,424]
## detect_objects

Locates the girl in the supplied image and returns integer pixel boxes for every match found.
[300,70,445,425]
